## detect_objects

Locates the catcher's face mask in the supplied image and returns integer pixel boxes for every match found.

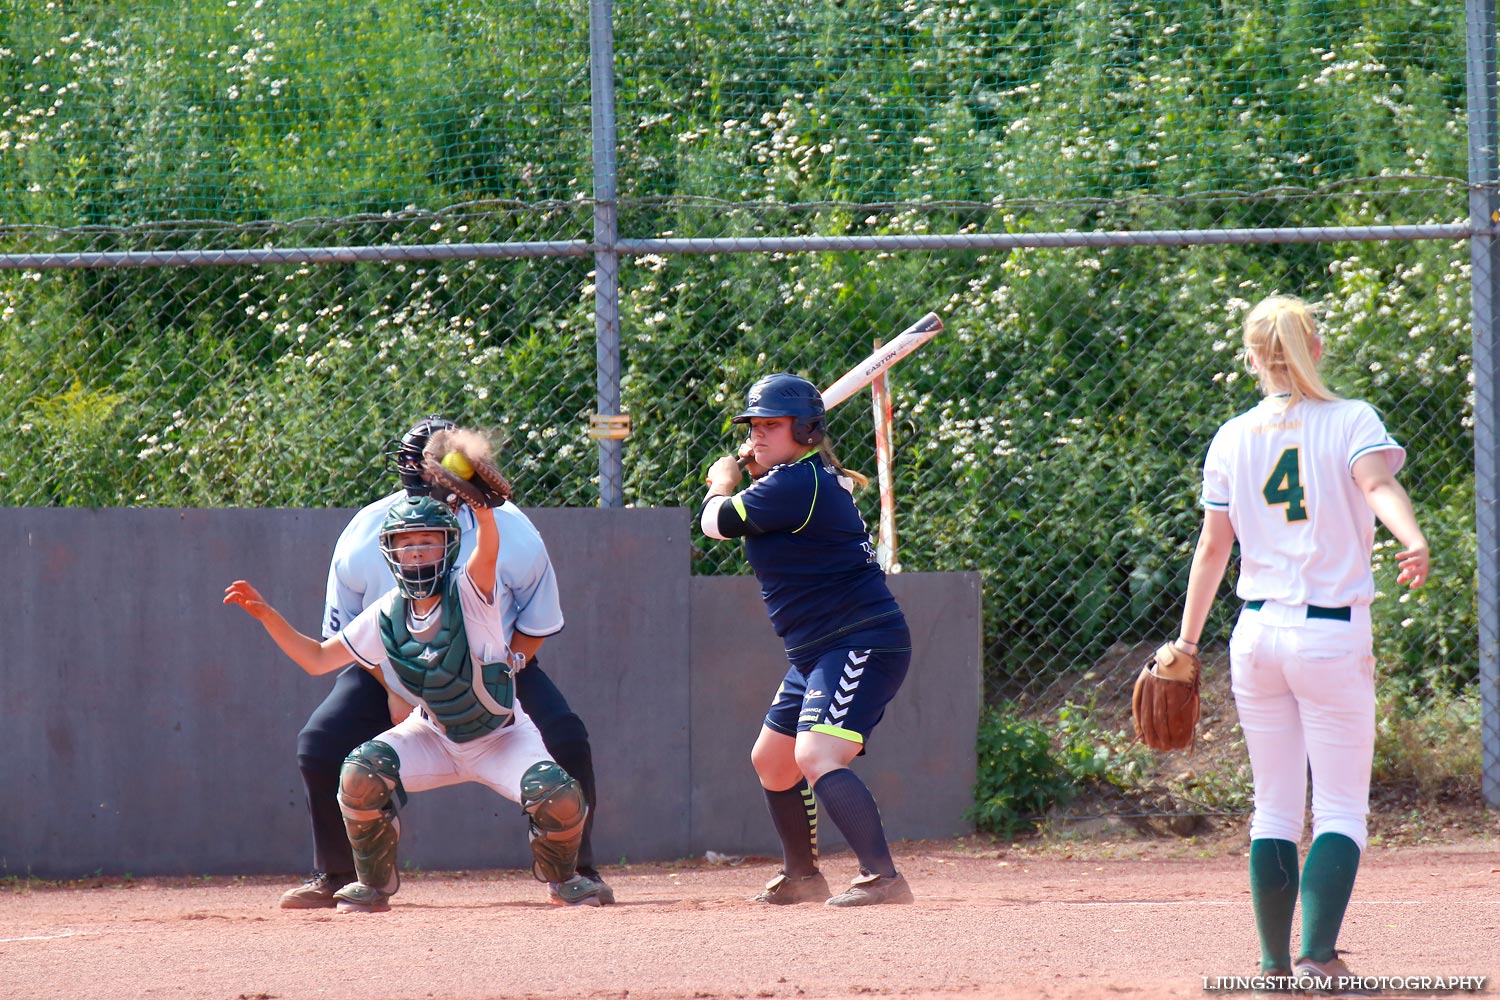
[379,496,461,599]
[381,528,458,599]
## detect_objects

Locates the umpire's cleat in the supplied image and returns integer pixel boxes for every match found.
[825,870,914,907]
[333,881,393,914]
[548,873,604,907]
[574,868,616,905]
[753,870,831,905]
[279,870,355,910]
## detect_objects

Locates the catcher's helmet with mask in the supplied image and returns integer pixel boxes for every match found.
[732,373,826,446]
[379,495,461,599]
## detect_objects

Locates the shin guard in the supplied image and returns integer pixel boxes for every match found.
[520,761,587,883]
[338,740,404,896]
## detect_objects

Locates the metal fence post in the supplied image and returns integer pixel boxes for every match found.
[590,0,623,508]
[1466,0,1500,807]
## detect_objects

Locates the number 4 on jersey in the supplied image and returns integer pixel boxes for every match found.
[1262,447,1308,522]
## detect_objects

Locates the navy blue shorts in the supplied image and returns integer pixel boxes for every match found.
[764,620,911,748]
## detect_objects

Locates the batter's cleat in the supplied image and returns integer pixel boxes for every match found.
[825,870,914,907]
[753,870,831,905]
[279,870,355,910]
[332,881,393,914]
[548,873,604,907]
[1292,953,1375,997]
[574,868,616,905]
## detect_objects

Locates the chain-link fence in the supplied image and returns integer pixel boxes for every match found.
[1,0,1493,817]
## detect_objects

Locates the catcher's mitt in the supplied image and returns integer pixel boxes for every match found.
[1131,642,1201,751]
[421,428,512,510]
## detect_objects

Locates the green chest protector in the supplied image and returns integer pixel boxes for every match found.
[379,581,516,743]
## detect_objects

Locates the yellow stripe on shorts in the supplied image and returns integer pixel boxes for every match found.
[810,723,864,745]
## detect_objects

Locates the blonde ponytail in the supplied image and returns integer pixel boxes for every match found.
[817,439,869,491]
[1243,295,1340,410]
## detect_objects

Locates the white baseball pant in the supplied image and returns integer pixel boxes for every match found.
[1229,601,1376,851]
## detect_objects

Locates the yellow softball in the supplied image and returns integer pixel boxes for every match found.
[441,450,475,479]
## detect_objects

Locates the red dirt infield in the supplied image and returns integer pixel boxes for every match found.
[2,836,1496,1000]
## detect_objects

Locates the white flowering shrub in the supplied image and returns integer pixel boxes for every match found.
[0,0,1478,722]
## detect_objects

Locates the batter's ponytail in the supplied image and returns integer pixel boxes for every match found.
[817,439,869,491]
[1242,295,1340,411]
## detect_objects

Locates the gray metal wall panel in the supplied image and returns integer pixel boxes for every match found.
[688,572,981,858]
[523,506,693,866]
[7,508,343,878]
[2,508,977,878]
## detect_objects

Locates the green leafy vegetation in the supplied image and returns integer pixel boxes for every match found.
[970,707,1074,835]
[0,2,1478,796]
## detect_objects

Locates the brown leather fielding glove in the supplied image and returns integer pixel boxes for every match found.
[1131,642,1201,751]
[421,428,512,510]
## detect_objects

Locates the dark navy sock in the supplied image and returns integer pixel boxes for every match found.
[812,768,896,878]
[763,779,819,877]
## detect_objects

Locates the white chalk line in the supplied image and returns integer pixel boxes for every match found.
[0,930,90,943]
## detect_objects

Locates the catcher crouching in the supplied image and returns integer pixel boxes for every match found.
[225,431,600,911]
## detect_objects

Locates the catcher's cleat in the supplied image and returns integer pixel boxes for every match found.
[825,870,914,907]
[333,881,393,914]
[548,873,604,907]
[574,868,616,905]
[1292,953,1375,997]
[753,870,831,905]
[279,870,355,910]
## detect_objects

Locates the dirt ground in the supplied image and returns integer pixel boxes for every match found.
[3,834,1497,1000]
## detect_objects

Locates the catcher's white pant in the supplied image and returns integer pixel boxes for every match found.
[1229,602,1376,852]
[375,710,553,802]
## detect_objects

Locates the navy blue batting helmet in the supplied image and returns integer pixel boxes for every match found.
[732,373,826,446]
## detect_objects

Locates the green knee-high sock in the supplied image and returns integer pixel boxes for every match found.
[1249,838,1300,973]
[1300,833,1361,963]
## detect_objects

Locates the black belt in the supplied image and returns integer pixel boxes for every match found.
[1245,599,1351,622]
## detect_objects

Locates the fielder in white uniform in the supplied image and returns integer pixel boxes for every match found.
[1171,295,1429,984]
[227,494,603,912]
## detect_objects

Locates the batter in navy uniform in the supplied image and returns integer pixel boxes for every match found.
[701,373,914,907]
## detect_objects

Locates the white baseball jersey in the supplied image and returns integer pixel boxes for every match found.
[337,565,535,731]
[1202,397,1405,608]
[322,490,565,641]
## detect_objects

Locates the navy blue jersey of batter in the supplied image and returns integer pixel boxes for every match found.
[703,371,915,907]
[719,452,911,747]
